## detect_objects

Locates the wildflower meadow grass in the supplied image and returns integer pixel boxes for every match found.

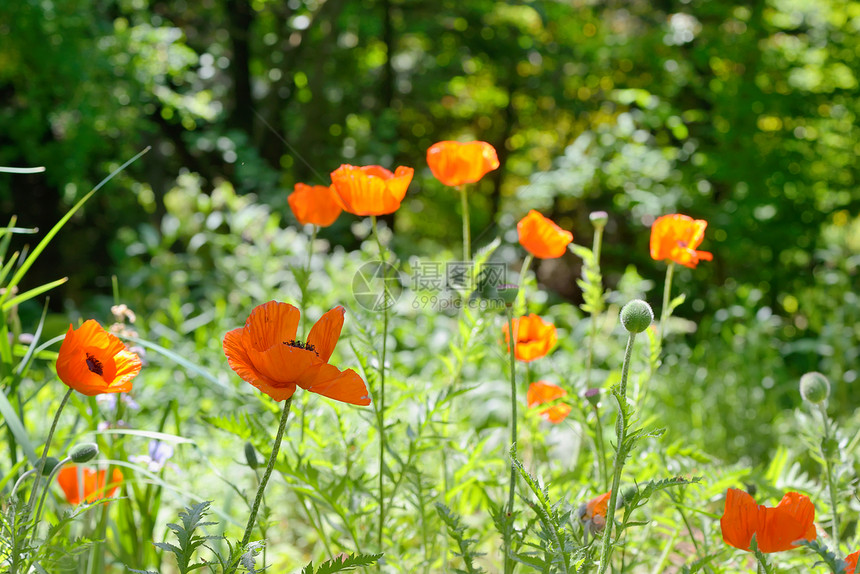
[1,141,858,574]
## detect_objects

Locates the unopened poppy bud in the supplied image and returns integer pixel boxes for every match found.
[497,284,519,307]
[620,299,653,334]
[799,371,830,404]
[589,211,608,229]
[583,388,601,407]
[69,443,99,463]
[244,442,259,469]
[41,457,60,476]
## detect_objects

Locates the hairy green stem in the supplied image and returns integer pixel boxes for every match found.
[30,456,72,545]
[659,262,675,342]
[25,387,73,517]
[297,225,317,458]
[459,185,471,264]
[515,255,534,313]
[240,396,293,549]
[585,224,605,385]
[371,216,390,554]
[818,403,839,546]
[504,305,518,574]
[592,405,608,490]
[597,332,637,574]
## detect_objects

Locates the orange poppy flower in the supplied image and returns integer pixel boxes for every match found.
[56,466,123,505]
[502,314,557,362]
[527,381,571,423]
[517,210,573,259]
[845,551,859,574]
[578,491,612,539]
[426,141,500,187]
[330,164,413,216]
[649,213,713,269]
[720,488,816,553]
[222,301,371,405]
[56,320,142,396]
[288,183,343,227]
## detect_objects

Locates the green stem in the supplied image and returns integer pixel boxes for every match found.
[240,396,293,549]
[515,255,533,313]
[297,225,317,458]
[30,456,72,545]
[459,185,471,265]
[585,225,605,386]
[504,305,518,574]
[597,332,637,574]
[818,403,839,547]
[659,262,675,342]
[371,216,389,554]
[25,388,73,517]
[592,405,608,490]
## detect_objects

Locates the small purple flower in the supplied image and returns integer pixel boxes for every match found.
[130,440,175,473]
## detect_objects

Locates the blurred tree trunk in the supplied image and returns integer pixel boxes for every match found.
[226,0,254,135]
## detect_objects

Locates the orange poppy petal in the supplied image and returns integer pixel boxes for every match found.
[527,381,566,408]
[288,183,342,227]
[307,306,345,363]
[56,321,142,396]
[721,488,761,552]
[246,343,319,388]
[426,141,500,187]
[844,551,859,574]
[539,404,571,423]
[330,164,413,216]
[243,301,301,352]
[650,214,712,268]
[588,491,612,518]
[758,492,816,552]
[304,363,371,405]
[517,210,573,259]
[223,328,284,390]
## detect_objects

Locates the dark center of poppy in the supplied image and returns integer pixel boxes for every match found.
[677,240,688,248]
[283,339,318,356]
[86,353,104,376]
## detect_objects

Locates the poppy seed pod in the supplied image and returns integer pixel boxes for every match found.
[620,300,653,334]
[41,457,60,476]
[69,443,99,463]
[589,211,609,229]
[799,371,830,404]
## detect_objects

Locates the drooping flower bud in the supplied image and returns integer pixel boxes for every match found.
[583,388,601,408]
[244,442,260,469]
[41,457,60,476]
[620,299,653,334]
[69,443,99,463]
[497,284,519,307]
[799,371,830,404]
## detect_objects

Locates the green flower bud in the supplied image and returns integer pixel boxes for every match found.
[41,457,60,476]
[69,443,99,463]
[589,211,609,229]
[620,299,653,334]
[799,371,830,404]
[244,442,259,469]
[497,284,519,307]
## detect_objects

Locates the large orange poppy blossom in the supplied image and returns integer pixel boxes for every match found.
[330,164,413,216]
[844,551,859,574]
[426,141,500,187]
[223,301,371,405]
[517,210,573,259]
[502,314,557,362]
[56,320,142,396]
[720,488,816,553]
[649,213,713,269]
[527,381,571,423]
[288,183,342,227]
[57,466,123,505]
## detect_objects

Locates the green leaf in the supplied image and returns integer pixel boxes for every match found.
[0,384,38,464]
[302,552,384,574]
